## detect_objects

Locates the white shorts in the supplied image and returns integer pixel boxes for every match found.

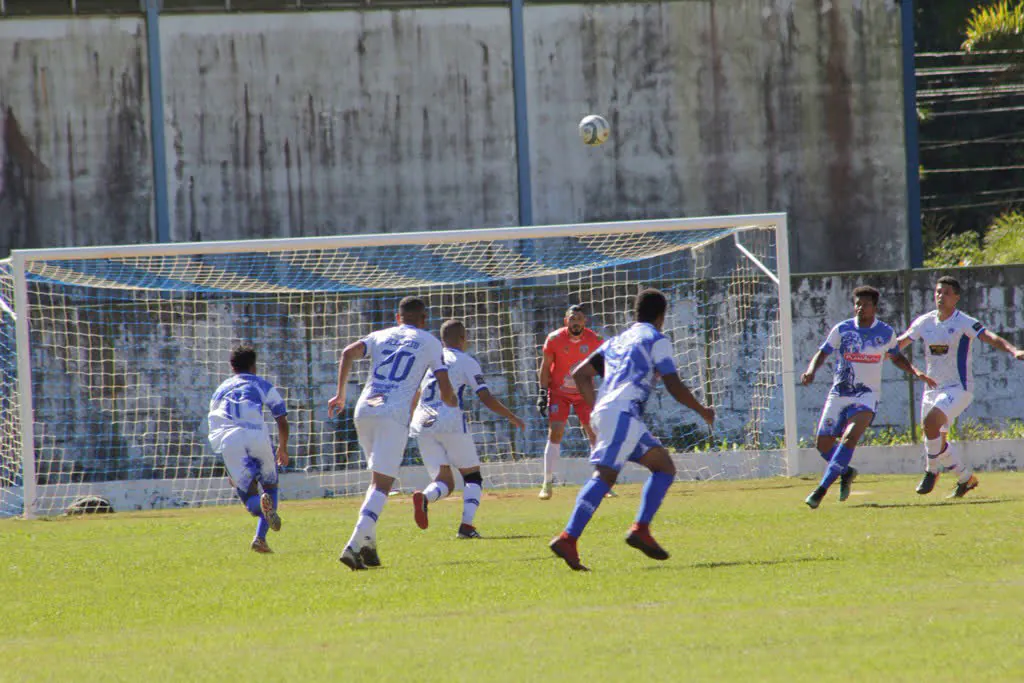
[588,410,662,471]
[921,387,973,432]
[816,392,878,437]
[210,428,278,493]
[416,432,479,478]
[356,416,410,478]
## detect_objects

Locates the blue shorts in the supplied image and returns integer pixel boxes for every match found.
[589,411,663,471]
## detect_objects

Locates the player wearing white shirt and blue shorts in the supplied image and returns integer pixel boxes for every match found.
[897,275,1024,498]
[409,320,524,540]
[549,289,715,571]
[801,286,931,509]
[328,296,457,571]
[208,346,290,554]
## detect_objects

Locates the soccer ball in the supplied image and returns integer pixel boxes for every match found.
[578,114,610,146]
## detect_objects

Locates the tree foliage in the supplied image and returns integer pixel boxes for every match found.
[925,211,1024,266]
[962,0,1024,52]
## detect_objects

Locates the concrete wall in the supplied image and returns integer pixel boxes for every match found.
[1,3,908,274]
[524,0,908,272]
[159,10,519,241]
[0,18,153,254]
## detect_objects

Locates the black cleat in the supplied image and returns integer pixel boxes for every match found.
[339,545,366,571]
[358,545,381,567]
[948,474,978,499]
[838,466,858,502]
[916,471,939,495]
[456,524,482,539]
[805,487,826,509]
[625,526,670,560]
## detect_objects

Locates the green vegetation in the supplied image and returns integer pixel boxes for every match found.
[962,0,1024,52]
[925,211,1024,267]
[2,477,1023,682]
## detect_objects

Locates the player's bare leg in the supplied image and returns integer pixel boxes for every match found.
[341,472,393,570]
[806,411,871,509]
[414,466,455,530]
[540,422,566,499]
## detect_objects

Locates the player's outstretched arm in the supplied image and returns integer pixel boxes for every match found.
[895,331,914,351]
[801,350,829,386]
[328,341,366,417]
[661,373,715,426]
[888,352,937,388]
[478,389,526,430]
[979,329,1024,360]
[434,369,459,407]
[571,352,604,408]
[274,414,290,467]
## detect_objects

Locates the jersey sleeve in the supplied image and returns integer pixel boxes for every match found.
[542,331,557,355]
[962,314,986,339]
[265,386,287,418]
[904,314,928,341]
[651,336,678,376]
[885,328,901,357]
[359,331,377,357]
[467,357,488,394]
[426,335,448,373]
[819,324,841,354]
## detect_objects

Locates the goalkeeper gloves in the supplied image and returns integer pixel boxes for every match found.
[536,388,548,417]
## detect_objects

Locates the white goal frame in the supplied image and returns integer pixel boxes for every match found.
[7,213,798,518]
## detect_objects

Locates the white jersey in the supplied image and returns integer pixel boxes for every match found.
[410,348,488,435]
[208,373,287,439]
[903,310,986,392]
[354,324,447,425]
[592,322,678,419]
[819,318,899,397]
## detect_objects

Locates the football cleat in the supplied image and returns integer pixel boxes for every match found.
[948,474,979,499]
[456,524,482,539]
[838,466,858,503]
[339,545,367,571]
[549,533,589,571]
[250,537,273,554]
[604,488,618,499]
[412,491,429,529]
[625,524,669,561]
[260,492,281,532]
[538,482,553,500]
[358,545,381,568]
[805,487,826,510]
[916,471,939,495]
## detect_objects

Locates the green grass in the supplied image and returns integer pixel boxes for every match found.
[3,474,1023,682]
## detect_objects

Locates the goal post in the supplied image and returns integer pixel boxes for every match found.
[0,213,797,518]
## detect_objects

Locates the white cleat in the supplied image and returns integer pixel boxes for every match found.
[260,492,281,532]
[538,481,553,500]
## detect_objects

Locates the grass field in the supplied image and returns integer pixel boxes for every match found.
[3,473,1023,682]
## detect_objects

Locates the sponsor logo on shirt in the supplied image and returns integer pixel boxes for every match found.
[843,352,882,363]
[929,344,949,356]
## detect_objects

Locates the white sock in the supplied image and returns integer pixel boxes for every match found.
[938,443,971,482]
[543,442,561,483]
[462,483,482,526]
[424,480,449,503]
[347,487,387,549]
[924,437,943,473]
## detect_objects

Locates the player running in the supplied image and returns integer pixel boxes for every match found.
[801,286,934,509]
[328,296,457,570]
[207,345,290,554]
[549,289,715,571]
[537,304,602,499]
[896,275,1024,498]
[409,319,525,539]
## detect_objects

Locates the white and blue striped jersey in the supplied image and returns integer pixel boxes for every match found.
[592,322,678,419]
[819,319,900,397]
[208,373,287,437]
[354,324,448,426]
[410,348,488,435]
[904,310,985,392]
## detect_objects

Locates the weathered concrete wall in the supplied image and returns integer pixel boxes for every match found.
[159,10,519,242]
[0,18,153,254]
[524,0,908,273]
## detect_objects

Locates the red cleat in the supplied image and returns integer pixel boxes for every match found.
[625,523,669,561]
[412,491,429,530]
[549,532,589,571]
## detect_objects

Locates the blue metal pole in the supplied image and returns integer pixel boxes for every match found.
[144,0,171,243]
[901,0,923,268]
[509,0,533,227]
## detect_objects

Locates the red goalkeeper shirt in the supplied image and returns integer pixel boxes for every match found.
[542,327,601,395]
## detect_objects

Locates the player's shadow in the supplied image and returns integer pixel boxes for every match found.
[852,498,1014,510]
[475,534,545,540]
[430,555,552,568]
[642,555,841,571]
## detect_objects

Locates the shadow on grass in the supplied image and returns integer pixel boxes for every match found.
[852,498,1015,510]
[642,554,842,571]
[430,555,553,568]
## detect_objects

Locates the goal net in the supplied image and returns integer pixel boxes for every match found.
[0,215,796,517]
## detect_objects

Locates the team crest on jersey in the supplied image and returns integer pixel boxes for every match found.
[580,345,589,354]
[948,328,955,334]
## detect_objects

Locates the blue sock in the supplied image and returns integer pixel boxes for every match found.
[565,477,611,538]
[244,494,262,517]
[256,516,270,539]
[818,444,854,490]
[268,487,279,509]
[636,471,674,524]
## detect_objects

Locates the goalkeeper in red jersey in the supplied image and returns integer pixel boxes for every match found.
[537,305,603,499]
